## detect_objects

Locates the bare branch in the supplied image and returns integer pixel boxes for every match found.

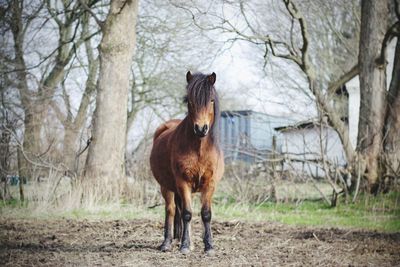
[376,21,400,66]
[78,0,104,29]
[327,64,359,95]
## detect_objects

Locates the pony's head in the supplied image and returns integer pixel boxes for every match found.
[184,71,219,140]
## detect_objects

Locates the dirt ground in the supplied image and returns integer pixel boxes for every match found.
[1,218,399,266]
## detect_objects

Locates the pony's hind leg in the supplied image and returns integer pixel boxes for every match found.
[201,184,216,256]
[160,187,175,252]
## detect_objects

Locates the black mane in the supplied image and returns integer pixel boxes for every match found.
[184,72,220,146]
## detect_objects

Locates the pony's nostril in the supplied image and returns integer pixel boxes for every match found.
[202,125,209,133]
[194,124,201,134]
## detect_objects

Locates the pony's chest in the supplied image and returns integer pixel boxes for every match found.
[174,156,213,191]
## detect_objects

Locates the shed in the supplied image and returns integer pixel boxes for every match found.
[219,110,291,162]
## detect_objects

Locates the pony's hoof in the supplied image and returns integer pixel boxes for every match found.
[205,249,215,256]
[180,247,190,254]
[160,243,172,252]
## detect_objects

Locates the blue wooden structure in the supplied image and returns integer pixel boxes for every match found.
[219,110,291,162]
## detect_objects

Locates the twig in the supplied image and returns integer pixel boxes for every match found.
[148,203,161,209]
[352,158,361,202]
[76,137,92,158]
[312,232,321,242]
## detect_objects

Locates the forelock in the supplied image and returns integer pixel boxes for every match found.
[187,73,215,108]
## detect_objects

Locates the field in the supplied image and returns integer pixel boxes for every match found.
[1,217,399,266]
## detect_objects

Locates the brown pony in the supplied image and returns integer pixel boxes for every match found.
[150,71,224,255]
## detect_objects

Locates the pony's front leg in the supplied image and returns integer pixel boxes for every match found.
[160,187,175,252]
[201,183,216,256]
[177,181,192,254]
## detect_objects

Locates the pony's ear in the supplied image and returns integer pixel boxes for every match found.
[186,71,193,83]
[208,72,216,85]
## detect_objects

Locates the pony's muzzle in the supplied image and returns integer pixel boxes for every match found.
[194,124,209,137]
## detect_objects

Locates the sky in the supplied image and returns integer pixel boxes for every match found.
[210,39,317,120]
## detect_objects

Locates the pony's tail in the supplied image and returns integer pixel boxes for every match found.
[174,194,182,240]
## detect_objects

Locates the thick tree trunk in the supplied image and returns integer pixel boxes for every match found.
[357,0,389,192]
[10,0,40,180]
[383,38,400,179]
[84,0,139,198]
[0,122,12,200]
[20,108,43,180]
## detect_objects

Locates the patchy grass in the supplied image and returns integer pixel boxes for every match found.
[1,192,399,233]
[214,192,400,232]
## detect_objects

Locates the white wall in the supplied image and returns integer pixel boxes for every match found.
[279,125,346,177]
[347,77,360,149]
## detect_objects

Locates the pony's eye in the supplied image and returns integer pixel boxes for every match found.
[211,99,215,103]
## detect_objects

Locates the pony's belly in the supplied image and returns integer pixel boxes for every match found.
[150,164,176,192]
[150,162,176,192]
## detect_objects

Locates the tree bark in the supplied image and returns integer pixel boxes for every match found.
[10,0,41,180]
[383,38,400,178]
[84,0,139,198]
[20,109,43,179]
[357,0,389,192]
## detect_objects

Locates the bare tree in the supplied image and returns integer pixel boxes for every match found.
[6,0,99,180]
[51,9,99,174]
[84,0,139,197]
[357,0,389,192]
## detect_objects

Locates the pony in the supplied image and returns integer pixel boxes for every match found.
[150,71,224,255]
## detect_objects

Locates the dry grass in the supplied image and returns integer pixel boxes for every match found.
[1,160,399,234]
[4,161,332,214]
[217,162,333,206]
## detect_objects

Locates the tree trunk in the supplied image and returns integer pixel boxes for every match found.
[383,38,400,179]
[19,108,43,180]
[84,0,139,198]
[0,122,12,200]
[357,0,389,193]
[10,0,40,180]
[11,0,82,180]
[63,123,79,172]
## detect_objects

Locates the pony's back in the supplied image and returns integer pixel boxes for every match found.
[153,119,181,141]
